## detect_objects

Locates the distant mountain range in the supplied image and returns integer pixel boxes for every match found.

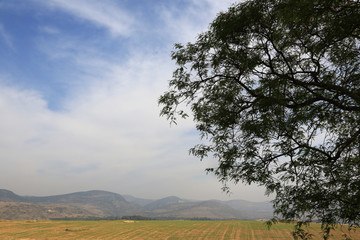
[0,189,274,220]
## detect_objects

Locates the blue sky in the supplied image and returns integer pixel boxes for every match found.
[0,0,271,201]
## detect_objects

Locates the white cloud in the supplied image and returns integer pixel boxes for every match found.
[0,51,269,201]
[35,0,136,37]
[0,53,206,198]
[0,0,270,202]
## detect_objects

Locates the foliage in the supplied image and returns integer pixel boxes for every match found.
[122,215,154,220]
[159,0,360,238]
[293,221,314,240]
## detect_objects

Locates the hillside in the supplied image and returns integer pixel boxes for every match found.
[225,199,273,220]
[0,189,273,220]
[122,194,154,207]
[143,196,185,210]
[142,200,244,219]
[0,189,26,202]
[0,190,141,220]
[23,190,141,217]
[0,202,95,220]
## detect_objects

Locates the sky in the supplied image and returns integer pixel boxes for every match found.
[0,0,271,202]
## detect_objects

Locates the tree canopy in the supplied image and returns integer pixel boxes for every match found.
[159,0,360,238]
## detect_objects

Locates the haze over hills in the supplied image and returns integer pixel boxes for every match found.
[143,196,187,210]
[0,189,273,220]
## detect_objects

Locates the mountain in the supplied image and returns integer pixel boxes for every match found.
[122,194,154,207]
[143,196,185,210]
[0,189,142,219]
[225,199,273,219]
[0,201,95,220]
[23,190,127,203]
[0,189,273,220]
[0,189,25,202]
[142,200,244,219]
[22,190,141,217]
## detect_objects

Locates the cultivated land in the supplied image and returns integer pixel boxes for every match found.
[0,220,358,240]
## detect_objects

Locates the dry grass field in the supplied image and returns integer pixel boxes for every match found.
[0,220,358,239]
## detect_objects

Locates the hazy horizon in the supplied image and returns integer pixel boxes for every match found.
[1,187,271,203]
[0,0,272,202]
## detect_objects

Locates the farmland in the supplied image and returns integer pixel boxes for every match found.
[0,220,358,239]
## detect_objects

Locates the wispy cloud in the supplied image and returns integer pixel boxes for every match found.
[158,0,237,44]
[39,26,61,35]
[205,0,240,13]
[35,0,136,37]
[0,23,14,50]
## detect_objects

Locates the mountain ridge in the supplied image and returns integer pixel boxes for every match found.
[0,189,273,220]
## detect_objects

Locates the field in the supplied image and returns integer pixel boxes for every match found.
[0,220,359,239]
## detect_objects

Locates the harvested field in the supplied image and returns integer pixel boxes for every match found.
[0,220,358,239]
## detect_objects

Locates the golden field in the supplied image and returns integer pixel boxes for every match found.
[0,220,358,239]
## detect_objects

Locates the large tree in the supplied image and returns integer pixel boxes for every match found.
[159,0,360,238]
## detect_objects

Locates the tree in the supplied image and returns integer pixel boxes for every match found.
[159,0,360,238]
